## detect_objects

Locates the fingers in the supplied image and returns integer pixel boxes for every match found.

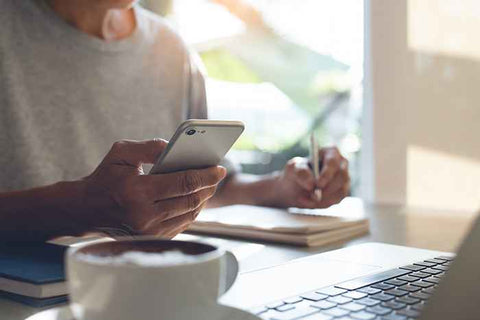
[103,139,168,167]
[288,147,350,209]
[153,186,217,221]
[286,157,316,191]
[322,159,349,196]
[318,147,343,188]
[147,206,205,239]
[321,160,350,207]
[322,181,350,207]
[297,194,319,209]
[143,166,226,200]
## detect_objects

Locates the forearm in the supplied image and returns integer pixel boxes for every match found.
[0,181,91,241]
[208,172,282,208]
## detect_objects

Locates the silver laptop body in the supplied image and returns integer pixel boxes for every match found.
[221,215,480,320]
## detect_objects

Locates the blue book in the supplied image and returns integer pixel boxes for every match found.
[0,242,68,304]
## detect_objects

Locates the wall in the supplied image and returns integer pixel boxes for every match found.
[363,0,480,213]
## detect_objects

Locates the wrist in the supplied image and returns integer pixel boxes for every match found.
[235,172,283,207]
[50,180,93,235]
[254,171,285,207]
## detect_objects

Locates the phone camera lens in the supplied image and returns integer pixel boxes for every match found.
[186,129,196,136]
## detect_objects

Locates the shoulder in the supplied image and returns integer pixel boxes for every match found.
[135,6,190,59]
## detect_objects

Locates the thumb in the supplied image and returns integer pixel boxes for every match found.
[103,139,168,167]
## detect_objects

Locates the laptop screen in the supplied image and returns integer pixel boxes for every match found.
[421,214,480,320]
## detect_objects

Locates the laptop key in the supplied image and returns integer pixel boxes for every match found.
[424,258,447,264]
[283,296,303,304]
[411,281,433,288]
[301,292,328,302]
[434,271,446,278]
[413,261,437,267]
[317,287,347,296]
[276,304,296,312]
[399,265,425,272]
[366,305,391,316]
[385,279,407,286]
[385,289,408,297]
[311,300,337,310]
[357,287,381,295]
[340,302,366,312]
[324,307,351,317]
[395,296,420,305]
[432,265,448,271]
[410,271,430,278]
[397,275,418,282]
[269,306,319,320]
[327,296,352,304]
[357,298,380,307]
[411,302,425,311]
[396,307,421,318]
[422,287,436,295]
[435,256,454,261]
[343,291,368,300]
[423,276,441,284]
[350,310,376,319]
[409,292,430,300]
[371,293,395,302]
[381,301,406,310]
[335,269,410,291]
[422,268,443,275]
[372,283,395,290]
[397,284,421,292]
[297,313,333,320]
[381,314,407,320]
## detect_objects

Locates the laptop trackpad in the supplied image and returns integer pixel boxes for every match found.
[220,256,380,309]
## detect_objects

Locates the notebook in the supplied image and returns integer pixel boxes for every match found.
[0,242,68,306]
[187,197,369,246]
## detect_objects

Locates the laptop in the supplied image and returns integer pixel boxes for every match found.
[220,215,480,320]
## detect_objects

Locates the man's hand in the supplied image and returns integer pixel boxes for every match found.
[82,139,226,238]
[272,147,350,208]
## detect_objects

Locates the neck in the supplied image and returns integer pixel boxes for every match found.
[48,0,136,41]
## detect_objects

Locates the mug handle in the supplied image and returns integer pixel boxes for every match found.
[222,251,239,294]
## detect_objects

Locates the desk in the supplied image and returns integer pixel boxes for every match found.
[1,203,476,320]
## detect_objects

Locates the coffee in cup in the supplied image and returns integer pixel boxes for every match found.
[67,239,238,320]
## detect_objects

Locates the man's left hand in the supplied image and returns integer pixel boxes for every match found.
[272,147,350,208]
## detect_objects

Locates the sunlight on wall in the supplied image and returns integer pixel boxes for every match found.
[408,0,480,61]
[407,145,480,213]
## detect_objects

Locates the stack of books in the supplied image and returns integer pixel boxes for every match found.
[0,242,67,307]
[188,197,369,247]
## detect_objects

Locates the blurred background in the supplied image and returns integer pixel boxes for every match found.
[141,0,480,215]
[142,0,364,196]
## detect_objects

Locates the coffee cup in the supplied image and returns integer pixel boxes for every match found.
[66,239,239,320]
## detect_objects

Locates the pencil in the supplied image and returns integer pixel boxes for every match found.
[310,133,322,201]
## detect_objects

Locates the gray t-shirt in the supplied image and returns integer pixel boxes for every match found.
[0,0,213,191]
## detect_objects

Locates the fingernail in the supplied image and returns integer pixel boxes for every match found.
[314,189,322,201]
[218,166,227,178]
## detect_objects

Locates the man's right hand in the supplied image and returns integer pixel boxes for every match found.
[82,139,226,238]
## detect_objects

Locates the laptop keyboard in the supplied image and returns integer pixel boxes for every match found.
[250,256,454,320]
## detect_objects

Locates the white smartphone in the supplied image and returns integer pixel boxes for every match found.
[149,119,245,174]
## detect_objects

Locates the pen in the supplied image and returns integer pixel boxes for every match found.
[310,133,322,201]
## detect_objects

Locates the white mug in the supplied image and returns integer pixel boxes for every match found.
[66,239,239,320]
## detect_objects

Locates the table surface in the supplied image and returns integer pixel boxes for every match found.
[2,202,477,320]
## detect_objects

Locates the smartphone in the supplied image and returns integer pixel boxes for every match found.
[149,119,245,174]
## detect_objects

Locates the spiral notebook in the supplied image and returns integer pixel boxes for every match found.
[187,197,369,247]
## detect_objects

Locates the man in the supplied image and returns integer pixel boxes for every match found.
[0,0,350,241]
